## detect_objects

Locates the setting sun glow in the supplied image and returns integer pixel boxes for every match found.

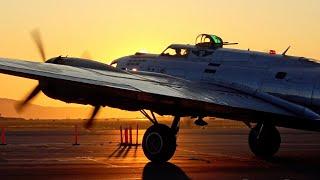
[0,0,320,116]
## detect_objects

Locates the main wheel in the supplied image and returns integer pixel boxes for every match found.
[248,123,281,158]
[142,124,176,162]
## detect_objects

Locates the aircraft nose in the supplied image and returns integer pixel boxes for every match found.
[110,57,130,70]
[110,56,129,65]
[110,59,119,66]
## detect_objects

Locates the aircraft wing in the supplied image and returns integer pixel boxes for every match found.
[0,58,318,124]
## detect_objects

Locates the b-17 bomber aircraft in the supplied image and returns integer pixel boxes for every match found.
[0,32,320,162]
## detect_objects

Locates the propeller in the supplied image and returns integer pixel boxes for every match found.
[81,50,92,59]
[17,29,101,129]
[84,106,101,129]
[16,30,47,112]
[31,29,46,62]
[16,84,41,112]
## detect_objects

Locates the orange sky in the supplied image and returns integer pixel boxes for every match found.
[0,0,320,108]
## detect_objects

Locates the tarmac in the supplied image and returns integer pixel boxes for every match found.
[0,127,320,179]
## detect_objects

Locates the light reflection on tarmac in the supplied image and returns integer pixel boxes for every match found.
[0,128,320,179]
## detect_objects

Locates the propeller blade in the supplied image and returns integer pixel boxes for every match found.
[31,29,46,62]
[85,106,100,129]
[81,50,92,59]
[16,84,41,112]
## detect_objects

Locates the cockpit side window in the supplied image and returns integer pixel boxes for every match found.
[161,47,189,58]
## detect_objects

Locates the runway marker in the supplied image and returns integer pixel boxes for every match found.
[120,124,140,146]
[124,128,128,145]
[1,127,6,145]
[73,125,80,146]
[136,124,138,145]
[129,126,132,145]
[120,125,123,145]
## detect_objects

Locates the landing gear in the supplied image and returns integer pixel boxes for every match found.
[248,122,281,158]
[142,124,176,162]
[141,110,180,162]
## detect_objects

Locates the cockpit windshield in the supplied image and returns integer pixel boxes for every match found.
[161,46,189,58]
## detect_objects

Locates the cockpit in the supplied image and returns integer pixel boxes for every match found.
[159,34,237,59]
[160,45,190,58]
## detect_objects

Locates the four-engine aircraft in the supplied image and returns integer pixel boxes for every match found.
[0,32,320,162]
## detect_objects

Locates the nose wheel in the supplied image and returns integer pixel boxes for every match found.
[248,122,281,158]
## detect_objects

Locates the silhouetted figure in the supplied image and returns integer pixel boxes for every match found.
[175,49,182,56]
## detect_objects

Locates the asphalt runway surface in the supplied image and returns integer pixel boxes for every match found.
[0,127,320,179]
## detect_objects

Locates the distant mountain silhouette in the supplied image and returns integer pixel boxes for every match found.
[0,98,140,119]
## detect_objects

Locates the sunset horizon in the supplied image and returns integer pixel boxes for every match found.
[1,0,320,109]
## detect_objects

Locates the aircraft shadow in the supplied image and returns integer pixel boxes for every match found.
[263,155,320,172]
[142,162,190,180]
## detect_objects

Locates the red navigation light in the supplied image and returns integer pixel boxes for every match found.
[269,50,276,55]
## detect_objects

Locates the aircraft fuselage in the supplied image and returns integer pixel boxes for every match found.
[113,46,320,114]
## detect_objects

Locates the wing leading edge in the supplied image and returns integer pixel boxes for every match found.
[0,58,319,128]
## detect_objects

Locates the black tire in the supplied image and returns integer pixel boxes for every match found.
[142,124,176,162]
[248,123,281,158]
